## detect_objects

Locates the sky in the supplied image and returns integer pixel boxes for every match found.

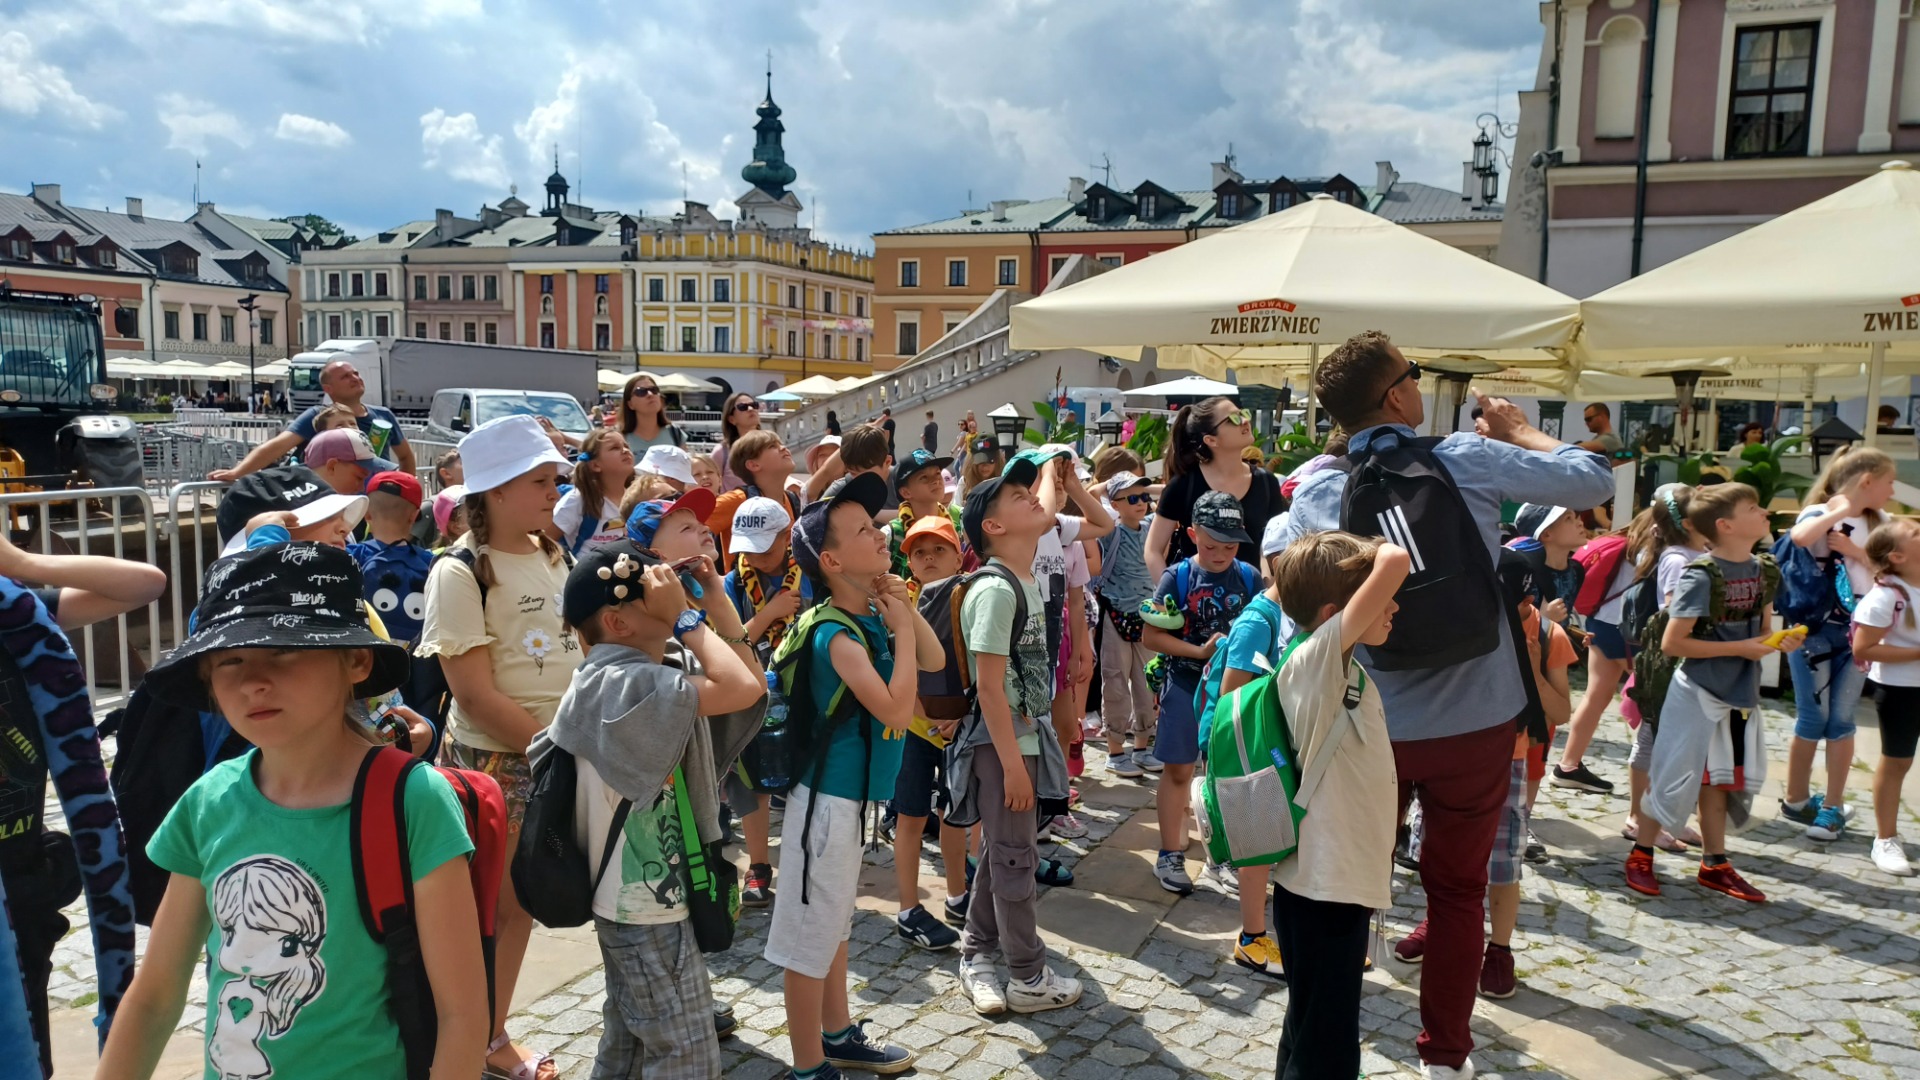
[3,0,1546,249]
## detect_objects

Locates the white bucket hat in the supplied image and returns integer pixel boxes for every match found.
[639,443,697,487]
[458,414,574,494]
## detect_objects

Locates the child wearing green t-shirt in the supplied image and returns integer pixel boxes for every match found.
[97,542,488,1080]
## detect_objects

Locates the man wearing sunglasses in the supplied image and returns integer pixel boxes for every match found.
[1272,331,1613,1080]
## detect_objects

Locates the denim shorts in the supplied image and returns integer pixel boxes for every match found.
[1587,618,1630,662]
[1787,622,1866,743]
[892,730,948,819]
[1153,671,1202,766]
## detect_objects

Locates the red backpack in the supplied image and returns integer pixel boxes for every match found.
[1572,534,1632,618]
[351,745,507,1080]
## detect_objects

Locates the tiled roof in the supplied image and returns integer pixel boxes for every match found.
[219,213,308,242]
[348,220,439,250]
[0,193,139,274]
[54,203,287,290]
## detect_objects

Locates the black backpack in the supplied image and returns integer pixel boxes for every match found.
[511,742,628,928]
[1333,431,1502,671]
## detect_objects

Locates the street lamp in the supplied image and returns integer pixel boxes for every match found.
[237,292,260,414]
[987,402,1026,457]
[1472,112,1518,206]
[1472,130,1493,173]
[1092,409,1123,445]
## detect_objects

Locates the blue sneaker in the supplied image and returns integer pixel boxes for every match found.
[1807,804,1847,842]
[823,1021,914,1074]
[1779,794,1824,825]
[785,1065,843,1080]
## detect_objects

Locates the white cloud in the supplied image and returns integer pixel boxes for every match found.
[0,30,116,128]
[274,112,351,148]
[420,107,509,189]
[158,92,251,155]
[149,0,482,45]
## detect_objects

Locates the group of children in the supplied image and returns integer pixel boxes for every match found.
[49,397,1919,1080]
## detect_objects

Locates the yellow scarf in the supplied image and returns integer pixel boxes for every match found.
[737,553,804,647]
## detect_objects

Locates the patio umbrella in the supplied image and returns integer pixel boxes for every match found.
[598,368,631,392]
[1581,160,1920,444]
[1121,376,1241,399]
[784,374,850,397]
[759,389,806,403]
[650,372,724,394]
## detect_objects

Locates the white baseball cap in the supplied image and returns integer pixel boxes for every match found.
[1104,471,1150,496]
[639,444,697,487]
[729,495,793,555]
[1261,512,1291,559]
[458,414,573,494]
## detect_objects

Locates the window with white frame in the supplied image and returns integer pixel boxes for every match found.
[899,260,919,287]
[1726,22,1818,158]
[947,259,967,287]
[997,258,1018,286]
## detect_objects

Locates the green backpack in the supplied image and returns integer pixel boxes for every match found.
[1626,553,1780,731]
[762,602,873,796]
[1199,636,1313,868]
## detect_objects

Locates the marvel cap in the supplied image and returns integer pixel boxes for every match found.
[902,513,961,557]
[729,495,793,555]
[215,464,369,556]
[963,454,1040,555]
[365,470,423,508]
[891,448,953,497]
[562,540,663,629]
[624,486,718,550]
[792,471,888,580]
[1513,503,1572,540]
[1192,490,1252,545]
[304,428,379,469]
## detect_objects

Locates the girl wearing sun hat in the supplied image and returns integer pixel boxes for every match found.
[97,542,489,1080]
[414,413,578,1080]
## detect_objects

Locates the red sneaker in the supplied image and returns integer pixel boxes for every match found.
[1696,861,1767,902]
[1393,918,1429,963]
[1625,848,1661,896]
[1479,944,1517,999]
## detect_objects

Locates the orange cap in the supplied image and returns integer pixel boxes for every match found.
[901,512,961,555]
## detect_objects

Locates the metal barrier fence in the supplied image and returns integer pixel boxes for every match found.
[163,482,230,653]
[0,487,164,712]
[139,426,248,493]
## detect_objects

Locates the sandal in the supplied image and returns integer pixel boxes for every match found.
[1619,824,1690,854]
[484,1034,557,1080]
[1035,857,1074,887]
[1673,825,1703,847]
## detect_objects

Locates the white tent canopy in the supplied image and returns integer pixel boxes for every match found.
[643,371,724,394]
[1121,376,1241,399]
[1009,194,1581,361]
[782,374,850,397]
[598,368,631,391]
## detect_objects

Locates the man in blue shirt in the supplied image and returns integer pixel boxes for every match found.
[1278,331,1612,1080]
[210,359,413,482]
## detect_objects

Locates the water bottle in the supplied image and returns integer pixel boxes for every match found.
[763,670,787,731]
[743,669,793,793]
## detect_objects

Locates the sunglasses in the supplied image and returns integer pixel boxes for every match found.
[733,401,761,412]
[1204,408,1252,434]
[1377,360,1423,409]
[1120,493,1155,506]
[630,385,660,397]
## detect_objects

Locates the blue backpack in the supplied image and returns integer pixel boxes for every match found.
[1770,530,1853,630]
[1195,596,1284,746]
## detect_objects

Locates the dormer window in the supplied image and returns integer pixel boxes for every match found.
[97,247,115,268]
[56,243,74,264]
[1274,190,1296,211]
[1219,193,1239,218]
[620,222,636,244]
[9,238,28,260]
[1137,194,1157,220]
[1089,195,1107,221]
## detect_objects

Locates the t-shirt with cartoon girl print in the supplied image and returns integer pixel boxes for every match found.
[148,751,473,1080]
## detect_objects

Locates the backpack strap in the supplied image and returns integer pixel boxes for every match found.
[437,545,490,607]
[569,502,601,556]
[1174,559,1192,610]
[1237,561,1260,599]
[351,745,422,942]
[594,798,633,893]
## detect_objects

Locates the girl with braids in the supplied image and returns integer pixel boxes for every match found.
[616,372,687,454]
[1781,446,1897,841]
[1851,518,1920,876]
[416,415,580,1080]
[713,391,764,491]
[1144,396,1281,581]
[549,429,636,556]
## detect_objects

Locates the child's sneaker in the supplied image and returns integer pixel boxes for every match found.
[1154,851,1194,894]
[1624,848,1661,896]
[1006,966,1083,1013]
[1523,830,1548,864]
[1135,748,1165,772]
[1478,944,1516,999]
[1393,919,1429,963]
[1232,934,1285,979]
[897,905,960,951]
[743,863,775,908]
[1778,793,1824,825]
[1046,813,1088,839]
[1549,762,1613,793]
[785,1065,842,1080]
[1871,837,1914,877]
[1197,861,1239,896]
[959,954,1007,1015]
[943,892,971,926]
[1110,751,1145,779]
[1806,804,1847,841]
[822,1021,914,1075]
[1696,860,1766,902]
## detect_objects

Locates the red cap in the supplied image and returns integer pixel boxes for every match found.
[365,470,424,508]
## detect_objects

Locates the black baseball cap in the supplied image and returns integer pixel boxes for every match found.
[562,540,664,629]
[1498,546,1540,607]
[793,471,889,580]
[216,464,369,555]
[891,448,953,496]
[969,434,999,457]
[962,454,1039,555]
[1192,490,1252,545]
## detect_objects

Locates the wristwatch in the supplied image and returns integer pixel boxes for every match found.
[672,608,708,641]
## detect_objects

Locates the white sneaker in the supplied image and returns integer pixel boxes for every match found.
[1046,813,1088,839]
[1136,749,1165,772]
[1155,851,1194,895]
[1109,751,1145,779]
[1872,837,1915,877]
[1423,1060,1475,1080]
[1005,966,1083,1014]
[1197,861,1240,897]
[958,955,1006,1015]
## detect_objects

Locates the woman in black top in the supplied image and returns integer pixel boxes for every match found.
[826,409,841,436]
[1145,396,1282,580]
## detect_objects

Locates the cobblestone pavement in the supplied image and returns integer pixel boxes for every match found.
[47,693,1920,1078]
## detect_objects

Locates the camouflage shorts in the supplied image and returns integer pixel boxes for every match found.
[440,741,533,830]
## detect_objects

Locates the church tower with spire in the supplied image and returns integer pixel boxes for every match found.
[736,60,804,230]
